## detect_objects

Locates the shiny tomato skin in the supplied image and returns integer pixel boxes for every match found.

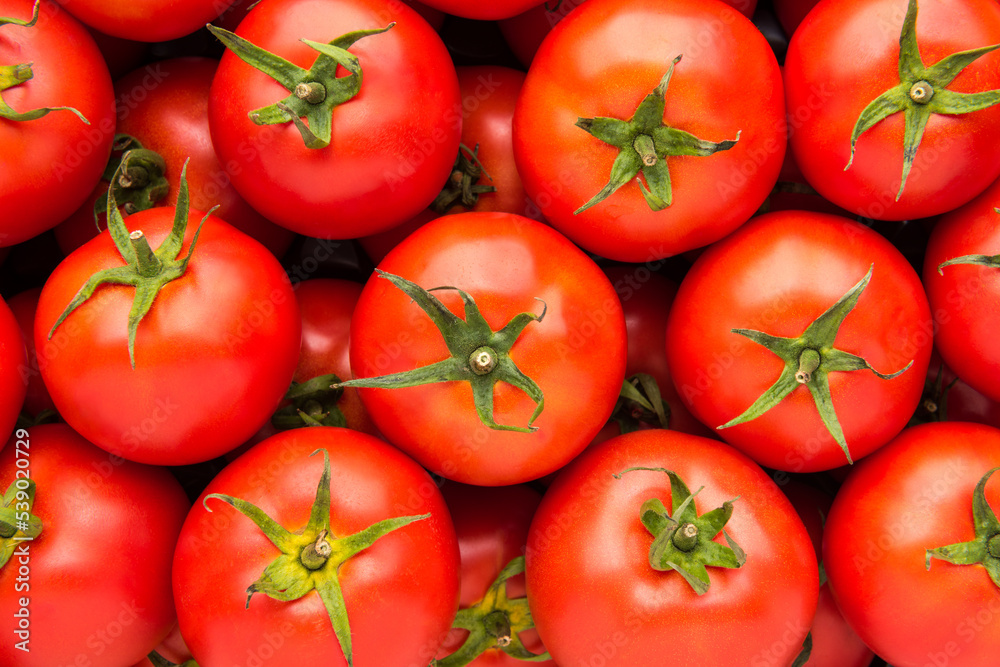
[453,65,540,220]
[0,295,27,446]
[350,212,627,486]
[666,210,932,473]
[294,278,377,435]
[53,0,235,42]
[512,0,784,262]
[0,423,190,667]
[208,0,462,239]
[780,480,875,667]
[5,288,53,420]
[923,175,1000,403]
[34,207,301,466]
[173,427,461,667]
[0,0,116,248]
[823,422,1000,666]
[436,483,555,666]
[784,0,1000,220]
[603,265,716,440]
[499,0,758,69]
[525,429,819,667]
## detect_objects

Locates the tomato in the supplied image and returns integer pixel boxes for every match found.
[288,277,377,434]
[56,57,296,258]
[913,348,1000,429]
[499,0,758,69]
[172,426,461,667]
[772,0,821,38]
[603,265,716,440]
[5,287,53,422]
[923,173,1000,403]
[823,421,1000,666]
[34,195,301,466]
[0,0,116,247]
[0,423,190,667]
[780,479,875,667]
[435,482,555,666]
[53,0,235,42]
[512,0,784,263]
[525,429,818,667]
[784,0,1000,220]
[207,0,462,239]
[666,210,932,473]
[0,294,26,446]
[345,211,627,486]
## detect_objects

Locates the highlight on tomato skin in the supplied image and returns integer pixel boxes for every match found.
[524,428,819,667]
[172,427,462,667]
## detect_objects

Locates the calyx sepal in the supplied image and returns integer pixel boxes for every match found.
[613,467,746,595]
[0,478,43,569]
[46,158,217,368]
[206,22,393,149]
[334,270,547,433]
[846,0,1000,201]
[575,55,739,214]
[926,467,1000,589]
[0,0,89,123]
[432,556,551,667]
[718,264,912,465]
[203,448,430,667]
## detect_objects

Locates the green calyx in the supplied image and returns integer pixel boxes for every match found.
[203,449,429,667]
[937,207,1000,273]
[0,479,43,569]
[846,0,1000,201]
[334,270,547,433]
[433,556,551,667]
[926,467,1000,588]
[718,264,912,465]
[147,651,200,667]
[271,373,348,429]
[206,21,393,149]
[0,0,89,124]
[431,143,497,214]
[909,361,960,426]
[575,55,740,214]
[612,373,671,433]
[47,158,216,368]
[91,136,170,231]
[613,467,746,595]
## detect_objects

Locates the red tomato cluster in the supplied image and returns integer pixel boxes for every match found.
[2,0,1000,666]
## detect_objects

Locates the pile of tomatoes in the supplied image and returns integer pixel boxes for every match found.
[2,0,1000,665]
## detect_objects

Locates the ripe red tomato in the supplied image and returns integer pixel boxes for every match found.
[435,482,555,666]
[292,278,377,434]
[56,57,295,258]
[172,426,461,667]
[785,0,1000,220]
[0,423,190,667]
[666,210,932,472]
[923,174,1000,403]
[525,429,818,667]
[512,0,784,262]
[823,422,1000,666]
[347,211,627,486]
[0,294,27,446]
[780,480,875,667]
[5,288,52,422]
[0,0,116,247]
[34,202,301,465]
[207,0,462,239]
[603,265,716,440]
[53,0,235,42]
[499,0,758,69]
